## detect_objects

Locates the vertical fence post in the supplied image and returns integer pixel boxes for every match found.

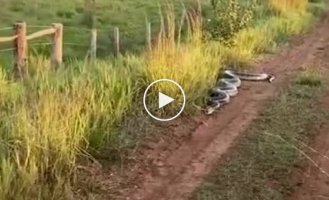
[178,8,186,44]
[13,22,28,80]
[113,27,120,57]
[51,23,63,69]
[146,22,152,51]
[90,28,97,60]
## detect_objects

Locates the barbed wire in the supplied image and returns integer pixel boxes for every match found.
[0,25,118,37]
[28,25,104,33]
[0,42,110,54]
[63,26,93,32]
[27,25,52,29]
[0,48,15,53]
[63,42,89,47]
[29,42,95,48]
[0,27,13,31]
[29,42,52,47]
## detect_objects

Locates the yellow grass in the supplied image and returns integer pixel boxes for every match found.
[145,5,222,110]
[269,0,308,13]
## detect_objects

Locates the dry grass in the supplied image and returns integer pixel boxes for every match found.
[145,4,221,110]
[269,0,308,14]
[0,57,141,199]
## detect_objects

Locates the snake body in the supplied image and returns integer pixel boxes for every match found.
[206,70,275,115]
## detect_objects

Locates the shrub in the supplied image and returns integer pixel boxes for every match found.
[206,0,255,43]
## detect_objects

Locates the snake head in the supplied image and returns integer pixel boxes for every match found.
[267,75,275,83]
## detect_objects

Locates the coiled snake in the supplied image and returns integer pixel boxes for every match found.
[206,70,275,115]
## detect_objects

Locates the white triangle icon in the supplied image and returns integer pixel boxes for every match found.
[158,92,175,109]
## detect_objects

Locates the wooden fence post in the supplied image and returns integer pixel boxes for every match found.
[146,22,152,51]
[13,22,28,80]
[113,27,120,57]
[178,8,187,44]
[90,28,97,60]
[51,23,63,68]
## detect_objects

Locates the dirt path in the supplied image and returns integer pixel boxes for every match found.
[290,107,329,200]
[288,31,329,200]
[122,12,329,200]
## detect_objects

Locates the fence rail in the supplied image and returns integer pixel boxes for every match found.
[0,22,63,79]
[0,35,18,43]
[0,21,155,80]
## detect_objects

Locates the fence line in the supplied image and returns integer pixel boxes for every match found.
[0,22,63,79]
[113,27,120,57]
[0,35,18,43]
[26,28,56,40]
[0,43,93,52]
[0,20,155,78]
[0,48,15,53]
[0,27,15,31]
[90,29,97,59]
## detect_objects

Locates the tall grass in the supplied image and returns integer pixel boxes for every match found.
[222,11,313,67]
[0,57,141,199]
[145,4,222,111]
[269,0,308,14]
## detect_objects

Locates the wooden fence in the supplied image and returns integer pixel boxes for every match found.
[0,21,157,80]
[0,22,63,79]
[0,22,130,80]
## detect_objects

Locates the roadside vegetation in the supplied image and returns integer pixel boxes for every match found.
[0,0,326,199]
[192,69,328,200]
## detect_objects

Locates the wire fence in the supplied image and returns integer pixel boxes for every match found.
[0,24,116,33]
[0,19,162,57]
[0,48,15,53]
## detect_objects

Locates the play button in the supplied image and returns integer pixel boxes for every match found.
[158,92,175,109]
[143,79,186,122]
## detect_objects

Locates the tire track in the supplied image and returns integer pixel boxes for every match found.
[127,12,329,200]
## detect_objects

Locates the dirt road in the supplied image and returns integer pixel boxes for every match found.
[122,12,329,200]
[288,32,329,200]
[290,111,329,200]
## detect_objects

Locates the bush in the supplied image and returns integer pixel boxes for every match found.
[206,0,255,43]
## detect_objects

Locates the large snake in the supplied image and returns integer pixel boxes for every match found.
[206,70,275,115]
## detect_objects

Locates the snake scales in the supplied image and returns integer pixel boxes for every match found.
[206,70,275,115]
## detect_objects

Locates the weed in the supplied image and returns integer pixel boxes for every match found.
[296,68,322,87]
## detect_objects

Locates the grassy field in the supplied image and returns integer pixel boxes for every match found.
[192,70,328,200]
[0,0,326,199]
[0,0,205,62]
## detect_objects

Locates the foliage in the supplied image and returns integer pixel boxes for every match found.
[206,0,256,43]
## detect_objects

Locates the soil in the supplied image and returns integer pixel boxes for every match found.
[77,10,329,200]
[289,96,329,200]
[288,28,329,200]
[124,12,329,200]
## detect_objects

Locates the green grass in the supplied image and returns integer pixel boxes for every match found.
[192,72,328,200]
[0,56,144,199]
[0,0,207,60]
